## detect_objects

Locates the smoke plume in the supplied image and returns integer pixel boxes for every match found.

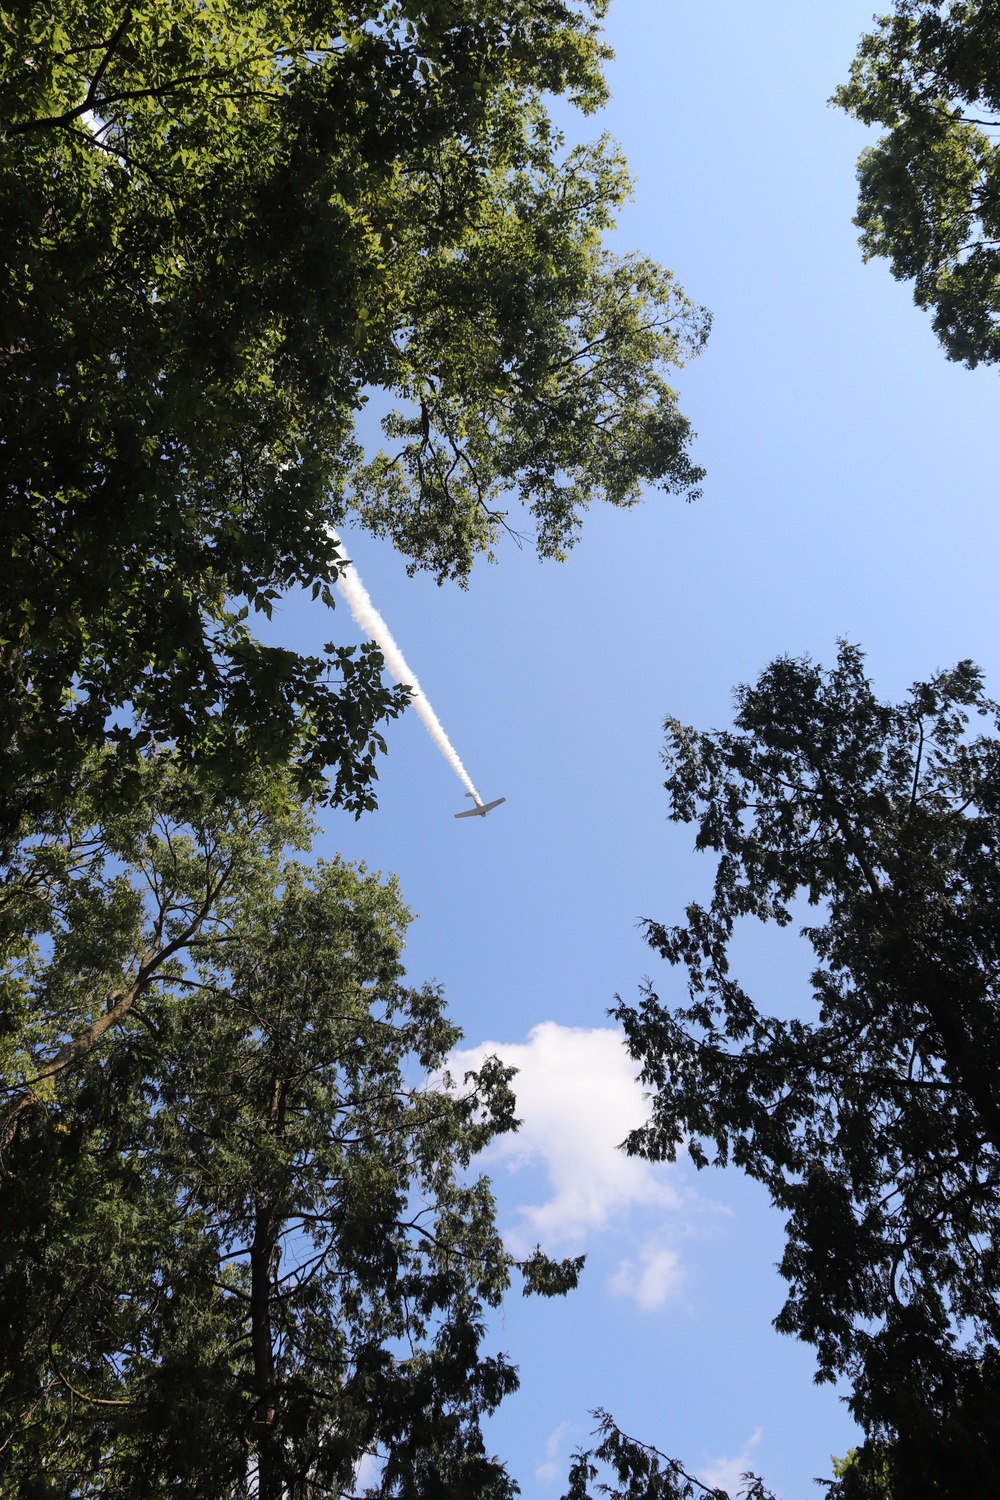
[330,534,480,800]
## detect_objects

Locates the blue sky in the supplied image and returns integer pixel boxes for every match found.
[265,4,1000,1494]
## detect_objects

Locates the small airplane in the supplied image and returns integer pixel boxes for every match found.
[454,792,506,820]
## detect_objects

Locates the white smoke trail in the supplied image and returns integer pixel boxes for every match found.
[329,532,480,801]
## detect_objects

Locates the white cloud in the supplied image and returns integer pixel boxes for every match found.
[608,1243,684,1310]
[535,1420,581,1484]
[447,1022,681,1251]
[701,1428,764,1496]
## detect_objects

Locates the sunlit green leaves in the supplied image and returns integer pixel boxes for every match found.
[0,0,706,804]
[836,2,1000,366]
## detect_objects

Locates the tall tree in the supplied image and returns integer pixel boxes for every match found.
[612,644,1000,1495]
[836,1,1000,367]
[1,0,709,806]
[0,755,580,1494]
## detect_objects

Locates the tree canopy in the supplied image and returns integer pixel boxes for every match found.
[612,644,1000,1496]
[836,0,1000,367]
[0,0,709,805]
[0,754,581,1495]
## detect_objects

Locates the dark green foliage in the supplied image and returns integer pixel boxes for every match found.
[0,756,579,1495]
[836,1,1000,366]
[828,1356,1000,1498]
[515,1246,585,1297]
[561,1410,775,1500]
[0,0,708,803]
[615,643,1000,1487]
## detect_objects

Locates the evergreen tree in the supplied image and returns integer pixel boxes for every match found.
[0,755,580,1495]
[612,645,1000,1495]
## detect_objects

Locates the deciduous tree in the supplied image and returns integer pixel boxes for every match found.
[836,1,1000,367]
[0,0,709,806]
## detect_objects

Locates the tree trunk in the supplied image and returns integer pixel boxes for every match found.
[251,1071,288,1499]
[251,1204,280,1500]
